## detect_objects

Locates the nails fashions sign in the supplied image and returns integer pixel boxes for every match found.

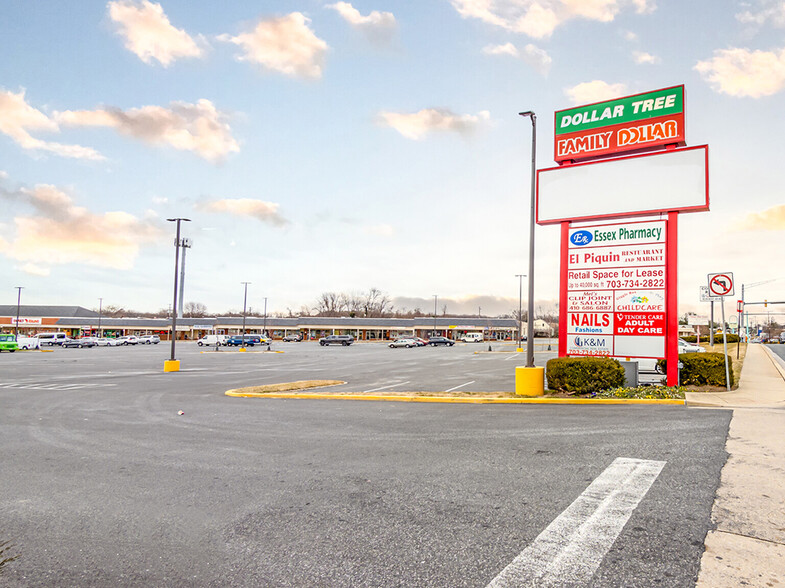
[554,85,685,163]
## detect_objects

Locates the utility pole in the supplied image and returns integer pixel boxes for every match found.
[519,110,537,368]
[98,297,103,338]
[515,274,526,350]
[263,297,268,336]
[241,282,251,347]
[166,217,190,368]
[432,295,438,336]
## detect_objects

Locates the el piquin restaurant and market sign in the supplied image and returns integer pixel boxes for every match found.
[553,85,685,163]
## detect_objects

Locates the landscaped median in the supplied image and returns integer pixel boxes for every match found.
[225,380,686,404]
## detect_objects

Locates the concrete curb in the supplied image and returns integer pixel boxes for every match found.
[224,391,684,405]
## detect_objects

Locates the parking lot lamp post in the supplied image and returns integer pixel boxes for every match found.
[433,295,438,336]
[241,282,250,347]
[515,274,526,350]
[98,297,103,338]
[519,111,537,368]
[166,217,190,371]
[263,296,268,336]
[14,286,23,342]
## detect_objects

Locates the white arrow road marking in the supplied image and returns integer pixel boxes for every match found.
[486,457,665,588]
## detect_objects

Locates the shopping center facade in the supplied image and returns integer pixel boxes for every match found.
[0,305,556,341]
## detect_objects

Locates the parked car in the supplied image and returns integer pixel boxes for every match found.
[196,334,227,346]
[678,339,705,353]
[389,338,417,348]
[63,337,97,348]
[258,335,273,345]
[35,332,69,346]
[139,335,160,344]
[319,335,354,346]
[116,335,140,345]
[0,333,19,352]
[95,338,121,346]
[460,333,484,343]
[282,333,303,342]
[225,335,262,347]
[412,337,428,347]
[16,336,40,350]
[428,336,455,346]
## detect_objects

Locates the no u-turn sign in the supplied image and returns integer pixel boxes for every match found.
[708,272,734,297]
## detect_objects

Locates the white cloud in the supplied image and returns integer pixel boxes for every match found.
[218,13,328,79]
[151,196,168,205]
[736,1,785,27]
[196,198,288,226]
[108,0,204,66]
[56,99,239,162]
[740,204,785,230]
[327,2,396,40]
[0,183,163,270]
[451,0,655,38]
[0,170,7,179]
[564,80,627,104]
[17,263,50,277]
[633,50,661,64]
[695,47,785,98]
[623,30,638,41]
[378,108,491,140]
[483,42,552,73]
[362,223,394,237]
[0,89,105,160]
[483,42,519,56]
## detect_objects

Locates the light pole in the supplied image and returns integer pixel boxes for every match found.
[263,296,268,336]
[177,237,192,319]
[241,282,251,346]
[14,286,23,341]
[515,274,526,349]
[433,294,438,336]
[98,297,103,338]
[519,110,537,368]
[166,217,190,370]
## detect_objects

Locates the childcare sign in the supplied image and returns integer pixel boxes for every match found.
[565,220,667,358]
[554,86,685,163]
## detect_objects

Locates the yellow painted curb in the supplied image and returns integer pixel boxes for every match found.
[224,392,684,405]
[226,381,347,396]
[200,350,278,354]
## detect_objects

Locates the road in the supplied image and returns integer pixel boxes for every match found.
[0,343,730,586]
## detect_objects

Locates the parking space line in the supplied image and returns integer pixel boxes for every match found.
[444,381,475,392]
[362,381,410,393]
[486,457,665,588]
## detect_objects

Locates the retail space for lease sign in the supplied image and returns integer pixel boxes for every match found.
[565,220,666,358]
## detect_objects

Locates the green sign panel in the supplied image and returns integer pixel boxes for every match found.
[555,86,684,136]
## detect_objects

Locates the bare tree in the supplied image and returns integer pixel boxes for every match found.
[183,302,207,318]
[363,287,393,317]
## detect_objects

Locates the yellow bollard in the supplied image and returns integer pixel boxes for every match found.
[164,360,180,372]
[515,366,545,396]
[239,347,247,352]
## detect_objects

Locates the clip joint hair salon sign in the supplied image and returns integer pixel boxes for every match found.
[566,220,667,358]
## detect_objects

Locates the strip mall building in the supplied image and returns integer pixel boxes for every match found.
[0,306,555,341]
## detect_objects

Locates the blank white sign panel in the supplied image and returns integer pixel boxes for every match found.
[537,146,708,224]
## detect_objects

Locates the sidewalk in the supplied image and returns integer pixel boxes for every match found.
[691,344,785,587]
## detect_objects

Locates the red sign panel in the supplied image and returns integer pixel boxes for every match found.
[555,113,685,163]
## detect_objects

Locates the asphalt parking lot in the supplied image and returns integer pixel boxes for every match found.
[0,341,729,586]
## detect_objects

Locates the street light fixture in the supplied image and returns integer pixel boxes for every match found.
[165,217,191,371]
[519,110,537,368]
[515,274,526,349]
[14,286,23,342]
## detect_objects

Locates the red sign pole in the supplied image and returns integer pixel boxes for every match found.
[666,211,679,386]
[558,221,569,357]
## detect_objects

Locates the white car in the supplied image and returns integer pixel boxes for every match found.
[389,338,417,348]
[116,335,139,345]
[139,335,160,344]
[678,339,705,353]
[16,336,40,350]
[96,338,121,346]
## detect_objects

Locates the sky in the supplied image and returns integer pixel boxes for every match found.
[1,0,784,320]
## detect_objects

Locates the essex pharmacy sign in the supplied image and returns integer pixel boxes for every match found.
[554,86,685,163]
[565,220,667,358]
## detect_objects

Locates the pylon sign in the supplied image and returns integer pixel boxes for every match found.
[707,272,734,297]
[548,84,709,388]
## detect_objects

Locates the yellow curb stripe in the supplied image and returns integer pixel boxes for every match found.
[224,391,684,405]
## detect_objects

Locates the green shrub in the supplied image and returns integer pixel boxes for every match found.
[682,334,740,344]
[546,357,625,394]
[658,353,734,387]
